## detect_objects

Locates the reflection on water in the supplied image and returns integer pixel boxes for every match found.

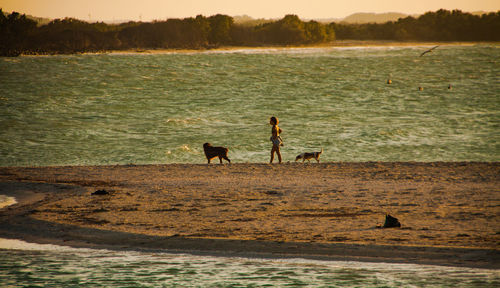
[0,238,498,287]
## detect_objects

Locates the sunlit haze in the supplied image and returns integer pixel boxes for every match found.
[1,0,499,22]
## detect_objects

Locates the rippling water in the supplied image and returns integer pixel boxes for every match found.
[1,46,499,286]
[1,45,499,166]
[1,239,498,287]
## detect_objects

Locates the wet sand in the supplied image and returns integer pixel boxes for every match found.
[0,162,498,268]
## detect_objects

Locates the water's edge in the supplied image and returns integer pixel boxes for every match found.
[1,200,498,270]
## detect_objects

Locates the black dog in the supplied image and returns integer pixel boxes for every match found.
[203,143,231,164]
[383,214,401,228]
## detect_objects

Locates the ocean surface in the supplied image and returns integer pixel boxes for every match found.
[1,238,499,288]
[1,45,499,166]
[1,45,499,287]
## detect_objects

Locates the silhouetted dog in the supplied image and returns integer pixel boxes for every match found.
[383,214,401,228]
[203,143,231,164]
[295,148,323,163]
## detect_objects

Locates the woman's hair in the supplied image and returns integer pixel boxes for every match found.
[270,116,278,125]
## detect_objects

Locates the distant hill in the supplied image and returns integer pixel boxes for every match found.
[233,15,274,26]
[313,18,343,23]
[338,11,492,24]
[470,11,489,16]
[2,10,52,26]
[26,14,51,26]
[340,12,410,24]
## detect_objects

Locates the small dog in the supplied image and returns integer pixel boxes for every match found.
[203,143,231,164]
[295,148,323,163]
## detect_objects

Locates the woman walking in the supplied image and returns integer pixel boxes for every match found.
[269,116,283,163]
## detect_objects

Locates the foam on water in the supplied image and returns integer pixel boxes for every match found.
[0,196,498,287]
[1,237,498,287]
[196,45,440,55]
[0,195,16,208]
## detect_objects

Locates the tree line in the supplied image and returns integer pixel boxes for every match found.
[331,9,500,41]
[0,12,334,56]
[1,9,499,56]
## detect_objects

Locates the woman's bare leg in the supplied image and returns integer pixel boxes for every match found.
[271,145,281,163]
[270,146,276,163]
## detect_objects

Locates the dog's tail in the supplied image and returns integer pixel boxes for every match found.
[321,147,323,153]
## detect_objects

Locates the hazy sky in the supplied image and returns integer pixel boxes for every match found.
[1,0,499,22]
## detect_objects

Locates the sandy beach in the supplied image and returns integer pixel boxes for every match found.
[0,162,498,269]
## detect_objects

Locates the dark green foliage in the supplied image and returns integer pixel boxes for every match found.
[0,9,37,56]
[0,9,498,56]
[331,9,500,41]
[0,11,335,55]
[252,15,335,45]
[207,14,233,46]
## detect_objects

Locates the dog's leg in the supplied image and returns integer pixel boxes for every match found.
[222,156,231,163]
[219,156,223,164]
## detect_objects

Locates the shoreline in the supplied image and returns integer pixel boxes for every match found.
[18,41,498,56]
[1,162,499,269]
[103,41,476,55]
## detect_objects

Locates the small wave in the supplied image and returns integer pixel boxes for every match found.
[166,117,202,125]
[1,238,497,287]
[0,238,76,251]
[197,45,435,55]
[0,195,16,209]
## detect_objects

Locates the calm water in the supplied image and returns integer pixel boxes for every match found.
[1,238,499,288]
[1,45,499,166]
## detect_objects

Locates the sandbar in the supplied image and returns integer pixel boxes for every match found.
[0,162,498,268]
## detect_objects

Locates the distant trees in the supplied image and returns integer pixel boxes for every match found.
[208,14,233,45]
[0,11,335,55]
[0,10,37,56]
[254,15,335,45]
[0,9,499,56]
[331,9,500,41]
[31,18,120,52]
